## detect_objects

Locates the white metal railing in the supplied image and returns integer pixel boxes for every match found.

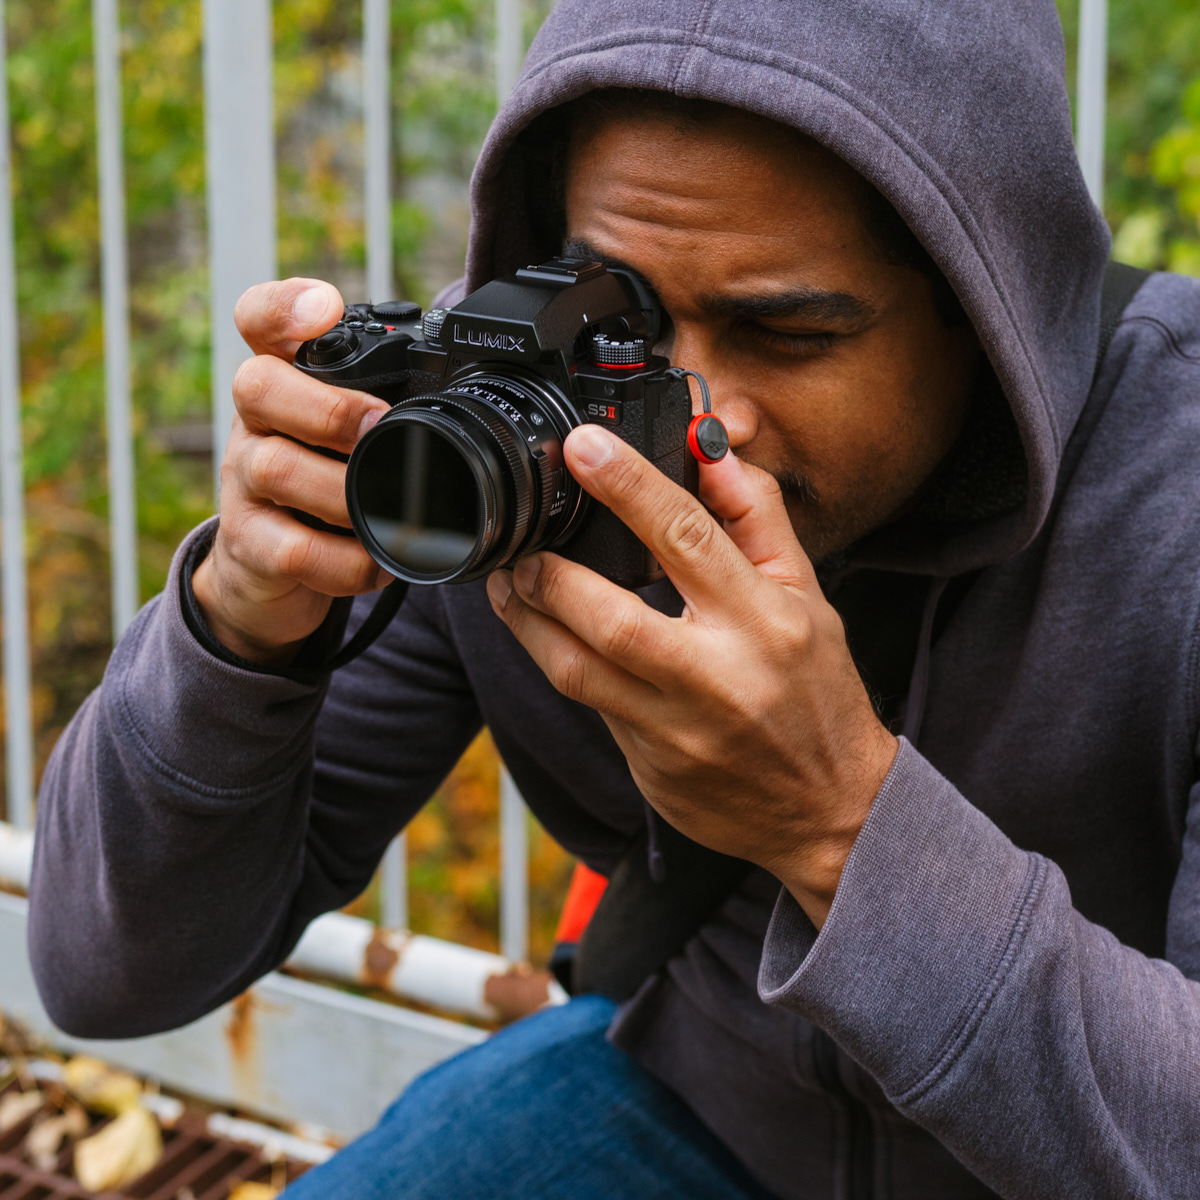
[0,0,535,949]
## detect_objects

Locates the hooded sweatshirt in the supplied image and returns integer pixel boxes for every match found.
[27,2,1200,1198]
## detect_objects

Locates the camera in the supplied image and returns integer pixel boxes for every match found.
[295,257,718,589]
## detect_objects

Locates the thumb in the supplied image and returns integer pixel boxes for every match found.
[699,453,817,588]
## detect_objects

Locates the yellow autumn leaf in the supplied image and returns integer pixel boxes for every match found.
[73,1105,162,1191]
[227,1183,280,1200]
[63,1055,142,1114]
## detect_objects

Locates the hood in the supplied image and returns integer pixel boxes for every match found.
[464,0,1111,573]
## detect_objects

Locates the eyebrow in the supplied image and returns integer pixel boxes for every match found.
[700,289,874,324]
[562,237,874,326]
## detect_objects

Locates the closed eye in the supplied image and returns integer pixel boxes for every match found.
[748,326,838,357]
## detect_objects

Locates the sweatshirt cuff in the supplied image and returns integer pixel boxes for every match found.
[758,738,1047,1102]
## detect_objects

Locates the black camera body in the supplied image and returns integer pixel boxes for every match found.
[295,258,698,588]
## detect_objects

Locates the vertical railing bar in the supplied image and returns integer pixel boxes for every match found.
[364,0,407,931]
[93,0,139,637]
[379,836,407,930]
[495,0,522,110]
[364,0,393,304]
[203,0,278,497]
[0,2,34,829]
[494,0,527,961]
[499,768,528,963]
[1076,0,1108,208]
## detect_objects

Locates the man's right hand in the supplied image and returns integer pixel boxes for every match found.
[192,278,393,666]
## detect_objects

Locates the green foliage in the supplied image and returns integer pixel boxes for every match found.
[1057,0,1200,273]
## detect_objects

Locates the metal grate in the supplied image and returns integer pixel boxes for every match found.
[0,1080,309,1200]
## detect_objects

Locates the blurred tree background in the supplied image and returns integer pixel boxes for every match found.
[1,0,1198,964]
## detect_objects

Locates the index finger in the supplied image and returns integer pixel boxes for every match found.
[234,278,344,361]
[564,424,759,609]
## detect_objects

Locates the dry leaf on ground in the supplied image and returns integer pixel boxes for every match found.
[0,1089,43,1132]
[26,1102,88,1170]
[74,1105,162,1191]
[64,1055,142,1114]
[227,1183,280,1200]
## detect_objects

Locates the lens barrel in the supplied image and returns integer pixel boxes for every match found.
[346,371,583,584]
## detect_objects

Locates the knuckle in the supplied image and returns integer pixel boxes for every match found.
[549,646,589,702]
[317,388,358,446]
[247,437,296,497]
[598,603,644,658]
[664,503,716,559]
[602,450,643,502]
[277,528,320,580]
[232,355,273,411]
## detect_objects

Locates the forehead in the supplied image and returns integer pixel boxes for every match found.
[563,107,875,289]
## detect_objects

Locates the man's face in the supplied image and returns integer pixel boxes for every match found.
[564,108,982,564]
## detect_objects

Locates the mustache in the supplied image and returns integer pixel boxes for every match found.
[772,469,820,506]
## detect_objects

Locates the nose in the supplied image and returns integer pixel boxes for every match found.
[667,324,758,450]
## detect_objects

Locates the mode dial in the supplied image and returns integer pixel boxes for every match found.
[306,329,359,366]
[591,334,647,368]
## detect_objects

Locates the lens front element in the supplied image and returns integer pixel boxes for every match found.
[354,421,488,575]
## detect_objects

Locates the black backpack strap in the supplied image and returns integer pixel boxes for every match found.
[574,822,752,1001]
[1096,261,1151,381]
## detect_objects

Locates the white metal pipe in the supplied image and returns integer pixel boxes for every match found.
[499,767,528,964]
[290,910,522,1022]
[0,821,565,1021]
[495,0,522,107]
[364,0,393,304]
[203,0,277,497]
[379,833,407,931]
[0,6,34,830]
[1076,0,1108,208]
[92,0,139,637]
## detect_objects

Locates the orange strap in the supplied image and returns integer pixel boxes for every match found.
[554,861,609,945]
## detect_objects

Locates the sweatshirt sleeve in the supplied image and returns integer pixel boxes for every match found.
[28,521,482,1039]
[758,738,1200,1200]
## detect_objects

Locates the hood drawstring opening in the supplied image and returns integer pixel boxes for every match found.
[902,576,950,749]
[643,800,666,883]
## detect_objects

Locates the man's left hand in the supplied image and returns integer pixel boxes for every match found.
[486,423,897,928]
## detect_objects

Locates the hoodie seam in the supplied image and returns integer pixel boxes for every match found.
[1117,315,1200,365]
[890,852,1049,1107]
[668,2,717,90]
[518,30,1056,462]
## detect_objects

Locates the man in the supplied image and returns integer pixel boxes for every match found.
[27,1,1200,1197]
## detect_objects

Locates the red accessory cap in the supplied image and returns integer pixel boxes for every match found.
[687,414,730,465]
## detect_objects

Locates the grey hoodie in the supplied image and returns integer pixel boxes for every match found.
[27,2,1200,1198]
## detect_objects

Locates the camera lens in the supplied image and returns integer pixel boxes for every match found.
[346,372,583,584]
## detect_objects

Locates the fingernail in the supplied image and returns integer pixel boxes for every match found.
[358,408,384,440]
[513,555,542,596]
[487,571,513,608]
[293,286,330,328]
[572,425,615,468]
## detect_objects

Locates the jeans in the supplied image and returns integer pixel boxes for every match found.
[283,994,776,1199]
